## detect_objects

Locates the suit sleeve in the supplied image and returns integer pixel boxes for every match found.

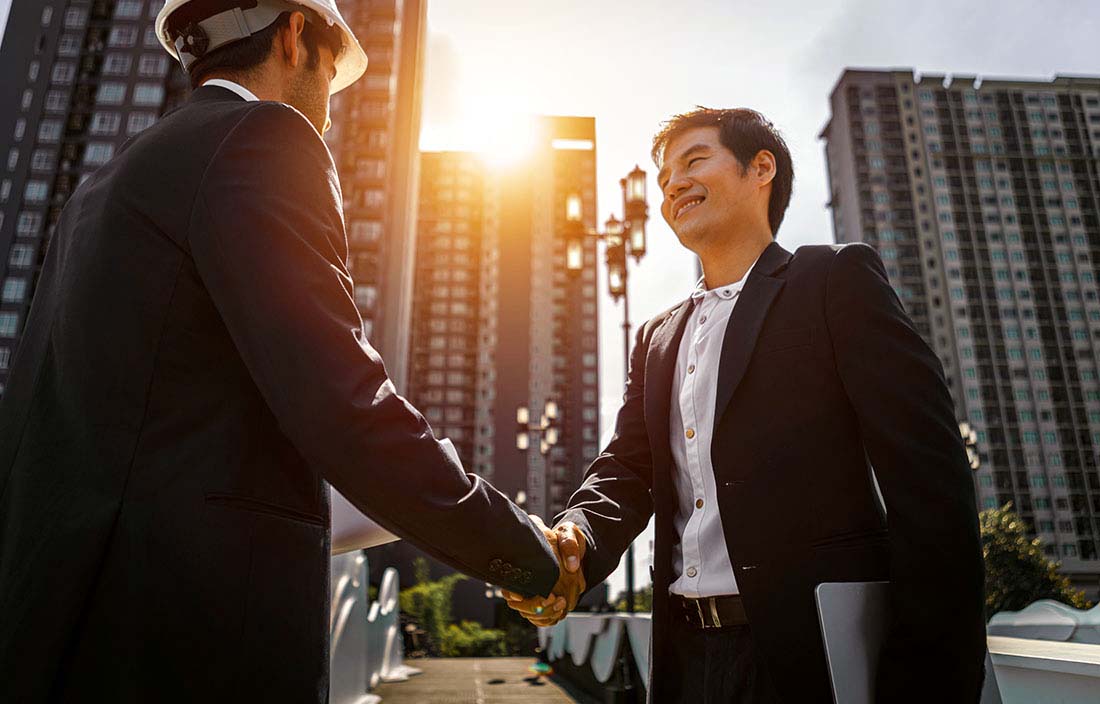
[187,103,558,598]
[556,324,655,588]
[825,243,986,699]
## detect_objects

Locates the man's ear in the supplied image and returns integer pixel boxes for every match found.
[279,11,308,68]
[754,149,777,187]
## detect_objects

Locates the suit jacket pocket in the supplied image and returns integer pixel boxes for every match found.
[205,492,325,527]
[757,327,813,353]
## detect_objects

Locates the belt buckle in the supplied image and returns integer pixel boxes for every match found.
[689,597,722,629]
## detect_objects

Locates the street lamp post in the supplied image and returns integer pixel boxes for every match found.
[565,165,650,613]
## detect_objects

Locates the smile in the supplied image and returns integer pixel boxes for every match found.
[675,196,704,220]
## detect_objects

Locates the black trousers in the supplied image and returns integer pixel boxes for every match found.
[667,616,783,704]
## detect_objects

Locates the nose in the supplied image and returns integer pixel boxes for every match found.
[664,171,691,202]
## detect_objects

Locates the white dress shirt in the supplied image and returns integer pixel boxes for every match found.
[668,255,759,598]
[202,78,260,102]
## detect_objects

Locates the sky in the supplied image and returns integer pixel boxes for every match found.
[1,0,1097,597]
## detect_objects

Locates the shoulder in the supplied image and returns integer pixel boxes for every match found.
[201,101,337,193]
[789,242,880,267]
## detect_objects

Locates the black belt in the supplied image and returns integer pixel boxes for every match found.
[671,593,748,629]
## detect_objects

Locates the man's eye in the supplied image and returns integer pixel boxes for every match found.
[688,157,705,166]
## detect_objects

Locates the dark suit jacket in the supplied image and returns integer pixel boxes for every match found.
[558,241,986,702]
[0,86,558,703]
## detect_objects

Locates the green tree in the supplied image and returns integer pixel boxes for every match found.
[613,584,653,612]
[440,621,508,657]
[399,565,466,656]
[981,503,1092,619]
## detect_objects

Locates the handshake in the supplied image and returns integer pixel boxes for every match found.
[503,516,587,627]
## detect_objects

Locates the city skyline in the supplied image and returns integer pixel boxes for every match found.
[1,0,1097,595]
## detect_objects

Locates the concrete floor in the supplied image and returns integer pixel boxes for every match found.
[370,657,597,704]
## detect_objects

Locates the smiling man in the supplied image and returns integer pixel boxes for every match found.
[506,108,987,702]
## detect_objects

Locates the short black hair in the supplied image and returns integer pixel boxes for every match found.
[652,107,794,236]
[166,7,342,89]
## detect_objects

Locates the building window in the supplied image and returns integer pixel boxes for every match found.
[63,7,88,28]
[354,285,377,310]
[96,82,127,105]
[102,53,133,76]
[349,219,382,243]
[57,34,81,56]
[9,244,35,268]
[364,189,384,208]
[89,112,121,136]
[50,62,76,84]
[114,0,143,19]
[0,313,20,337]
[16,212,42,235]
[83,143,114,166]
[108,26,138,47]
[138,54,169,77]
[31,149,54,171]
[127,112,157,134]
[1,278,27,303]
[44,90,67,113]
[23,180,49,204]
[143,26,160,47]
[133,83,164,106]
[0,348,9,369]
[6,148,18,170]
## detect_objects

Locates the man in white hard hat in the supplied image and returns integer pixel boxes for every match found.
[0,1,584,701]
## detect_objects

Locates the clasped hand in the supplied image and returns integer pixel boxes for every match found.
[502,515,586,627]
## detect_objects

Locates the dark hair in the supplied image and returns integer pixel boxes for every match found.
[167,7,342,89]
[652,107,794,236]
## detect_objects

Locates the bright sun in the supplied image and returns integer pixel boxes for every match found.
[420,95,537,166]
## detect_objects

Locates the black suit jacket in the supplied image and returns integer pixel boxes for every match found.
[0,86,558,703]
[558,241,986,702]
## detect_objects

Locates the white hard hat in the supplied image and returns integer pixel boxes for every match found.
[155,0,368,94]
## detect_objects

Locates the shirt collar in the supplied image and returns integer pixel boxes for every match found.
[690,253,761,304]
[202,78,260,102]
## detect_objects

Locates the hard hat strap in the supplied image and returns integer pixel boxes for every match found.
[170,0,314,71]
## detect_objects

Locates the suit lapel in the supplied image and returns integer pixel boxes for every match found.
[644,300,693,480]
[713,242,793,427]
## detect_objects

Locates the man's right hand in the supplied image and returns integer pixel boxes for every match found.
[502,516,586,627]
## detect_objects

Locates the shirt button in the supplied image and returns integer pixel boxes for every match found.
[699,316,707,324]
[695,498,704,509]
[687,364,695,374]
[686,567,698,578]
[685,428,695,440]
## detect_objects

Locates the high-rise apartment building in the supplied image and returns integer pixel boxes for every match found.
[822,69,1100,591]
[409,117,602,521]
[0,0,425,395]
[326,0,425,390]
[0,0,186,393]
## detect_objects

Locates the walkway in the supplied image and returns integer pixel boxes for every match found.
[370,657,597,703]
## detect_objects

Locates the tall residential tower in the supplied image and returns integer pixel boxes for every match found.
[822,69,1100,592]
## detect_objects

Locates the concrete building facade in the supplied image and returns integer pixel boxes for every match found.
[822,68,1100,592]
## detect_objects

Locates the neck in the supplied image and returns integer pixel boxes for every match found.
[697,225,774,289]
[204,69,282,103]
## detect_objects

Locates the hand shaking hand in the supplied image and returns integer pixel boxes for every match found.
[502,515,586,627]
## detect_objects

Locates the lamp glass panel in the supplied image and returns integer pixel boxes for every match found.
[517,406,530,424]
[516,432,529,451]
